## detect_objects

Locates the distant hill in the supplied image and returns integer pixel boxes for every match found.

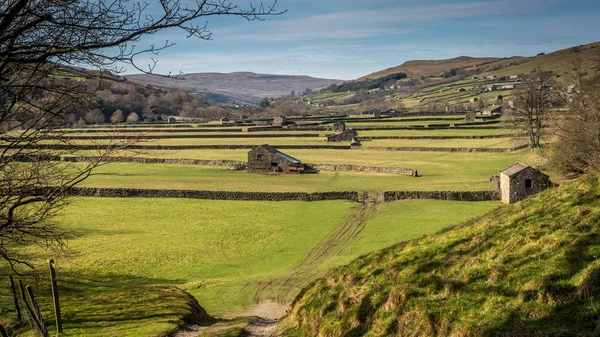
[127,72,344,105]
[359,56,501,80]
[476,41,600,78]
[283,172,600,336]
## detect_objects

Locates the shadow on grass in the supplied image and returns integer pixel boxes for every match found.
[1,269,217,336]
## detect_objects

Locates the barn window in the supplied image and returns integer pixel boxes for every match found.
[271,162,278,167]
[525,179,533,188]
[257,154,263,160]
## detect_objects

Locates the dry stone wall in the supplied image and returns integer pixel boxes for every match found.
[384,190,500,201]
[66,187,359,202]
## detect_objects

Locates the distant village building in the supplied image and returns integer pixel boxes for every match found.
[500,163,551,204]
[455,87,467,92]
[273,115,287,126]
[332,121,346,132]
[486,75,497,80]
[503,84,517,90]
[470,97,479,103]
[326,128,357,142]
[220,117,230,125]
[482,104,503,115]
[167,117,176,124]
[485,85,497,92]
[510,75,522,80]
[247,144,304,173]
[361,109,381,117]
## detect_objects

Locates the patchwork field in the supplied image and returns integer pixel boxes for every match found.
[2,112,542,336]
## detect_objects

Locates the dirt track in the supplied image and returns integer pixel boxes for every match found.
[252,202,379,303]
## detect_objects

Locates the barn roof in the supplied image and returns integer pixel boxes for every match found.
[483,104,503,113]
[500,163,548,177]
[257,144,301,164]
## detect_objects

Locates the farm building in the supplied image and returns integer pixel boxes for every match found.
[273,116,287,126]
[465,111,477,121]
[500,163,550,204]
[455,87,467,92]
[326,129,357,142]
[361,109,381,117]
[332,121,346,132]
[485,85,497,92]
[167,117,176,124]
[503,84,517,90]
[247,144,304,173]
[220,117,230,125]
[482,105,503,115]
[469,97,479,103]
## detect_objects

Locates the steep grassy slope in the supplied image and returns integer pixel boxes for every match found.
[283,172,600,336]
[479,41,600,79]
[359,57,500,81]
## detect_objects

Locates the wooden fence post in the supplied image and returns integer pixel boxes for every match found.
[26,285,49,337]
[48,259,62,333]
[18,280,39,333]
[8,275,22,321]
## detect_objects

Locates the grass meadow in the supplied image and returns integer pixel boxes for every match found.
[1,112,539,336]
[1,198,499,336]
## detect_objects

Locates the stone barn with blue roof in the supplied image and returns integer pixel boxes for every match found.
[248,144,304,173]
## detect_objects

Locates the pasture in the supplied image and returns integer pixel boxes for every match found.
[1,111,539,336]
[1,198,499,336]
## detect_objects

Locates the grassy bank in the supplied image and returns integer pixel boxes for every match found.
[283,172,600,336]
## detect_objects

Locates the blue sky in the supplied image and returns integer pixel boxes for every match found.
[129,0,600,80]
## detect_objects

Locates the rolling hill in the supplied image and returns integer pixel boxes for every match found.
[359,56,502,81]
[127,72,344,105]
[282,172,600,336]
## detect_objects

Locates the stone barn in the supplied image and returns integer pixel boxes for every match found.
[483,104,503,115]
[465,111,476,121]
[167,117,176,124]
[326,128,357,142]
[247,144,304,173]
[500,163,550,204]
[273,116,287,126]
[332,121,346,132]
[220,117,230,125]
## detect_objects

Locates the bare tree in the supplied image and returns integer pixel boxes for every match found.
[110,109,125,124]
[0,0,281,270]
[126,112,139,124]
[549,75,600,175]
[505,71,557,148]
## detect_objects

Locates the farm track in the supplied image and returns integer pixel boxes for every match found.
[251,202,379,304]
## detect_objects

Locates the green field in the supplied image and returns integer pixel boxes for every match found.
[361,138,524,148]
[1,198,499,336]
[2,111,545,337]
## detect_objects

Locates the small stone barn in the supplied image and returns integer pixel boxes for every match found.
[326,128,357,142]
[167,117,176,124]
[273,116,287,126]
[332,121,346,132]
[483,104,503,115]
[247,144,303,173]
[500,163,550,204]
[220,117,230,125]
[465,111,477,121]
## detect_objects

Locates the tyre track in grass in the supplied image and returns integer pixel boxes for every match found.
[250,202,380,304]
